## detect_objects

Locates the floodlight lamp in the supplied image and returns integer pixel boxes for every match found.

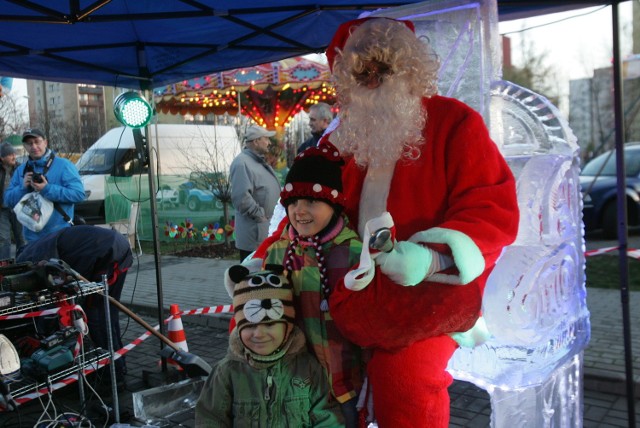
[113,91,153,128]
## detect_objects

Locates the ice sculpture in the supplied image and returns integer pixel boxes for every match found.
[372,1,589,426]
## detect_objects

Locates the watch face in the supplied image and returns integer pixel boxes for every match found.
[0,334,20,375]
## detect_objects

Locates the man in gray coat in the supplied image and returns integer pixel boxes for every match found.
[230,124,281,261]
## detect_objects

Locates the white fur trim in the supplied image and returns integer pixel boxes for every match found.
[358,165,395,237]
[344,212,394,290]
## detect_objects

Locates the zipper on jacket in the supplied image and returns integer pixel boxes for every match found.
[264,373,273,401]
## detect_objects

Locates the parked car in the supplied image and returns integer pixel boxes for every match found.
[580,142,640,238]
[156,185,179,208]
[178,181,224,211]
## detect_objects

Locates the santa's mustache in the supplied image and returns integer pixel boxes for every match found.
[331,77,425,168]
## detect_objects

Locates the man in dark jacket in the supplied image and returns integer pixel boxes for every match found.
[17,225,133,380]
[0,142,24,259]
[297,102,333,154]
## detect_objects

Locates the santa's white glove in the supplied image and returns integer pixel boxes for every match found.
[375,240,432,286]
[224,255,262,298]
[450,316,491,348]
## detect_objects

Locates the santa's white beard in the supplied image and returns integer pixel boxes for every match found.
[330,78,425,168]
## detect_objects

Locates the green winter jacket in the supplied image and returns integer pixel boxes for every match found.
[195,327,344,428]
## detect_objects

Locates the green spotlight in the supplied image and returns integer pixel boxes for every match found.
[113,91,153,128]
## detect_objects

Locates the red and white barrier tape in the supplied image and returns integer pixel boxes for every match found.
[12,324,159,406]
[166,304,233,322]
[585,246,640,259]
[0,304,83,321]
[9,304,233,407]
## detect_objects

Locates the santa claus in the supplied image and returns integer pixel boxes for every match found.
[324,17,519,427]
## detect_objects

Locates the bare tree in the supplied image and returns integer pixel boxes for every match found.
[48,116,83,155]
[503,35,559,106]
[175,124,243,248]
[0,91,29,141]
[28,108,104,158]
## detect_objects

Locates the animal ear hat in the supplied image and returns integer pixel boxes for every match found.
[229,264,295,335]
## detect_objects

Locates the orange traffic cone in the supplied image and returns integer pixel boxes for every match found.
[166,303,188,370]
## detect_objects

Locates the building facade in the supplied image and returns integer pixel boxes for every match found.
[26,80,121,153]
[569,56,640,162]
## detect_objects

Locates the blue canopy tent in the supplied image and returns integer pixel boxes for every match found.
[0,2,633,423]
[0,1,611,90]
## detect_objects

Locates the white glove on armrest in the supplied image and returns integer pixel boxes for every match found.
[375,241,432,286]
[450,316,491,348]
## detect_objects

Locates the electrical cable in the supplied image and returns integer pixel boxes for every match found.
[111,126,151,205]
[119,253,141,339]
[34,379,58,426]
[76,339,109,428]
[65,335,108,428]
[500,5,609,35]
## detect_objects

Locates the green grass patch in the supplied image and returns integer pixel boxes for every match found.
[586,255,640,291]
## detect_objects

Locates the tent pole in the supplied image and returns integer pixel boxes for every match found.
[144,88,168,372]
[611,3,635,427]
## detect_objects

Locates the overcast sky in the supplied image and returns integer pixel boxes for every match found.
[498,3,634,102]
[499,2,635,113]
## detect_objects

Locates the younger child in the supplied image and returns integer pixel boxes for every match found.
[260,143,365,427]
[195,264,343,427]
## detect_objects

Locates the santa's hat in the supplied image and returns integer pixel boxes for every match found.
[229,264,295,337]
[326,17,416,71]
[280,142,346,209]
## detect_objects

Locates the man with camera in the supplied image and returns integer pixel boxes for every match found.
[4,129,85,244]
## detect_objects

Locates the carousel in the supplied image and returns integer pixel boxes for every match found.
[153,56,336,131]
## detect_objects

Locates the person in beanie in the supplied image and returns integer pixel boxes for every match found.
[195,264,343,427]
[259,142,365,428]
[0,142,24,259]
[317,18,518,427]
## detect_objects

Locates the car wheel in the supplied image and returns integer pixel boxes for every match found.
[602,198,639,239]
[602,201,618,239]
[215,200,224,209]
[187,196,201,211]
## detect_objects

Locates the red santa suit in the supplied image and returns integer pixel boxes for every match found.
[328,94,519,427]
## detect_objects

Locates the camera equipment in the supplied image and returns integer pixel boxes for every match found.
[32,172,44,183]
[0,260,81,296]
[40,326,77,350]
[0,263,50,293]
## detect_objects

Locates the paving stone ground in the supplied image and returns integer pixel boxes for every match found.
[4,243,640,427]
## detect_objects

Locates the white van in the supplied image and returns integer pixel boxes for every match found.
[75,123,240,224]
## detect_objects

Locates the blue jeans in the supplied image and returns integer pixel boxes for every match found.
[0,207,25,260]
[341,397,359,428]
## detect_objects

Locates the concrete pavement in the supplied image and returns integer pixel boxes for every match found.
[117,250,640,427]
[8,248,640,427]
